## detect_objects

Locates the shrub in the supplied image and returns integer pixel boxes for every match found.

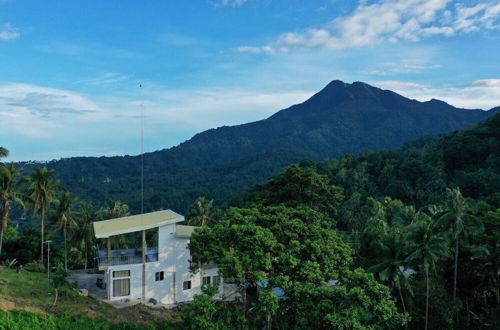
[24,261,45,273]
[2,258,18,269]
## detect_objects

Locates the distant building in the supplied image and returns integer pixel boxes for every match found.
[93,210,222,305]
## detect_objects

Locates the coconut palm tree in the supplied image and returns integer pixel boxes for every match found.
[52,191,78,271]
[438,188,477,300]
[368,233,413,314]
[0,147,9,160]
[76,202,97,269]
[0,163,25,257]
[406,213,449,330]
[25,167,60,264]
[98,200,130,248]
[187,197,213,227]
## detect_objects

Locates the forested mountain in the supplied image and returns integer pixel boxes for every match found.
[21,80,499,213]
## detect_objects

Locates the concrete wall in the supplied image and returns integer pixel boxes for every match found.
[106,222,222,305]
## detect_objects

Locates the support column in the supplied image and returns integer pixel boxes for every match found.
[173,271,176,304]
[107,238,111,264]
[142,230,146,301]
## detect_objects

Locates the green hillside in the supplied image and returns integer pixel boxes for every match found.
[21,81,498,214]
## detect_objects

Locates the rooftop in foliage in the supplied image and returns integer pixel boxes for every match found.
[175,225,197,238]
[93,210,184,238]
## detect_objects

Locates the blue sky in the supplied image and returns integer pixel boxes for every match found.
[1,0,499,161]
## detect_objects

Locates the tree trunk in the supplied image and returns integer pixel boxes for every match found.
[0,199,10,258]
[398,285,407,315]
[84,246,87,270]
[52,288,58,308]
[453,238,459,299]
[425,272,429,330]
[0,229,4,258]
[241,278,247,317]
[64,225,67,271]
[40,208,45,264]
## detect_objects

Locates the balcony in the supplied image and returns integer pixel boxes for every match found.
[97,248,158,267]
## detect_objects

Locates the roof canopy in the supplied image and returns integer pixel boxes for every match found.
[175,225,197,238]
[93,210,184,238]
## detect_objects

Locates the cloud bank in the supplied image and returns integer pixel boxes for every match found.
[237,0,500,53]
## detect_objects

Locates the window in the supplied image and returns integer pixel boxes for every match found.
[183,280,191,290]
[202,276,211,286]
[113,279,130,297]
[212,276,221,286]
[155,271,164,281]
[113,270,130,277]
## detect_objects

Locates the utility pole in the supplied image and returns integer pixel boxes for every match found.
[44,240,52,279]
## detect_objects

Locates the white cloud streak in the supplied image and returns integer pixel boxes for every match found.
[374,79,500,109]
[220,0,248,7]
[237,0,500,53]
[0,23,20,41]
[0,84,100,138]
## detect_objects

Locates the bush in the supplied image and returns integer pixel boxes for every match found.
[24,261,45,273]
[2,258,17,269]
[51,262,68,288]
[0,309,156,329]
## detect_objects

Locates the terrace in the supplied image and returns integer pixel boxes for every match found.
[96,247,159,267]
[93,210,185,270]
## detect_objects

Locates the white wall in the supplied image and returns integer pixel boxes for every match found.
[106,223,222,305]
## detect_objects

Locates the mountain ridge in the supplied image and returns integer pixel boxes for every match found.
[19,80,499,212]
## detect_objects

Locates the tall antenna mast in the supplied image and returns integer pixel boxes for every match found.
[140,83,144,214]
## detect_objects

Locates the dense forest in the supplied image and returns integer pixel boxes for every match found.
[185,114,500,329]
[1,114,498,329]
[20,80,499,214]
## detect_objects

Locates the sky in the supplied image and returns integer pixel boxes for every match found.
[1,0,499,161]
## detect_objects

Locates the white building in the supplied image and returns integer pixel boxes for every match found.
[93,210,222,305]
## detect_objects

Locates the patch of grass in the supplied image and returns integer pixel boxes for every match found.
[0,267,180,327]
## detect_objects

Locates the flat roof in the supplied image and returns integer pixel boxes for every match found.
[175,225,197,238]
[93,210,184,238]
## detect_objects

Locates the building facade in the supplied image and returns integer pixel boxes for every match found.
[93,210,222,305]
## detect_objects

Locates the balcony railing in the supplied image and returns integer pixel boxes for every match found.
[97,248,158,267]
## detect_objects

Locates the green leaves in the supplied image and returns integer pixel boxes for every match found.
[189,204,406,328]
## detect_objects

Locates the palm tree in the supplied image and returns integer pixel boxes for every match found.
[99,200,130,248]
[438,188,476,300]
[52,191,78,271]
[25,167,60,264]
[100,200,130,219]
[0,163,25,257]
[76,202,97,269]
[368,233,413,314]
[0,147,9,160]
[187,197,213,227]
[406,213,449,330]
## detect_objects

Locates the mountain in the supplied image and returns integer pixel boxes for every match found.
[22,80,499,213]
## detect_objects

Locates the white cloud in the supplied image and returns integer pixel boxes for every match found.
[374,79,500,109]
[220,0,248,6]
[237,0,500,53]
[2,78,498,161]
[0,83,99,117]
[107,87,314,130]
[0,84,101,138]
[0,23,20,41]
